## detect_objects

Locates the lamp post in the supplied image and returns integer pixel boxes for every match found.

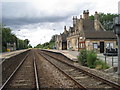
[53,29,56,49]
[113,15,120,75]
[16,30,20,50]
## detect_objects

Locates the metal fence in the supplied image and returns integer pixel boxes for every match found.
[97,55,118,67]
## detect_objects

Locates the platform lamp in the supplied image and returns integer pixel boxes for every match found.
[113,15,120,75]
[17,30,20,50]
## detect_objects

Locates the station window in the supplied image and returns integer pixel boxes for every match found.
[79,41,86,49]
[93,43,98,49]
[106,43,113,48]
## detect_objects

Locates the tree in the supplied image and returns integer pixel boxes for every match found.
[89,13,118,30]
[2,27,17,51]
[50,35,56,42]
[18,40,24,49]
[34,44,43,48]
[24,39,29,49]
[1,26,30,51]
[89,15,94,20]
[28,44,32,48]
[99,13,118,30]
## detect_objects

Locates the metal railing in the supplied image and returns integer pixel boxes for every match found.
[97,55,118,67]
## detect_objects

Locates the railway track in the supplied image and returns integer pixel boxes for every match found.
[0,50,40,90]
[1,49,120,89]
[2,50,30,84]
[38,51,86,89]
[1,49,83,89]
[39,50,120,89]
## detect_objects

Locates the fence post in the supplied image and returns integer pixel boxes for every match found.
[105,55,106,64]
[112,55,114,67]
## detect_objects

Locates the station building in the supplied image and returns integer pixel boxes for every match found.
[7,43,16,51]
[55,10,117,53]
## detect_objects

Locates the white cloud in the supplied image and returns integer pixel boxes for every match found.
[13,22,65,47]
[17,28,57,47]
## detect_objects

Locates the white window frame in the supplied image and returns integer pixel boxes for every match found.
[106,42,114,48]
[93,43,98,49]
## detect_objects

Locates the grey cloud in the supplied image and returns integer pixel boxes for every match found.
[2,2,94,26]
[2,2,75,26]
[2,15,70,26]
[2,1,95,31]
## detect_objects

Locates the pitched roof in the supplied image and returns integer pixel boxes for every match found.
[84,31,117,39]
[83,19,95,31]
[83,19,103,31]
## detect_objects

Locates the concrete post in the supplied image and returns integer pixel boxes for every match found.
[17,38,19,50]
[117,34,120,75]
[78,37,79,51]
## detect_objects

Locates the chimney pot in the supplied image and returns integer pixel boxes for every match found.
[83,10,85,14]
[80,15,82,19]
[73,16,74,20]
[76,16,77,19]
[95,11,98,14]
[64,26,66,30]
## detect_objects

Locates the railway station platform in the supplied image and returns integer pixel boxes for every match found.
[44,49,79,62]
[0,49,29,60]
[44,49,119,68]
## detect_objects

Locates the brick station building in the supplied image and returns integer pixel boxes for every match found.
[55,10,117,53]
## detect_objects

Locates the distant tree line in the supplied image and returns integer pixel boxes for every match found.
[89,13,118,30]
[1,25,32,52]
[34,35,56,49]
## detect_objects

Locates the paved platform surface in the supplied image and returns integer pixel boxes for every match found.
[45,49,79,61]
[45,49,118,67]
[0,49,29,60]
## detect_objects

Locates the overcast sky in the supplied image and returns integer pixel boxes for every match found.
[2,0,120,47]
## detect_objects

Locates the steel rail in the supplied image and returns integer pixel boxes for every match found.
[41,51,120,89]
[0,52,29,90]
[33,52,40,90]
[39,52,86,90]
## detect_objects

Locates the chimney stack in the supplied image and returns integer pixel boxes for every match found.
[64,26,66,30]
[94,11,99,20]
[80,15,82,19]
[83,10,89,19]
[73,16,77,27]
[94,11,100,31]
[64,26,68,34]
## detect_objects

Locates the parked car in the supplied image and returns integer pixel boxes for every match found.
[103,48,118,56]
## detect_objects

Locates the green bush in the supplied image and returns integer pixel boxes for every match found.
[94,60,109,69]
[87,50,97,68]
[77,49,87,66]
[78,50,109,70]
[2,46,6,52]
